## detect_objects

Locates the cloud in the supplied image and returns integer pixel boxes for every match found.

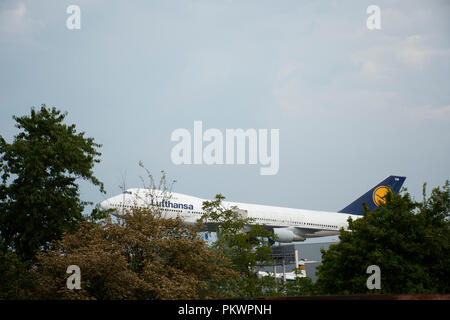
[0,1,43,43]
[395,35,450,68]
[0,2,28,33]
[351,45,394,80]
[396,35,429,67]
[408,104,450,122]
[351,34,450,78]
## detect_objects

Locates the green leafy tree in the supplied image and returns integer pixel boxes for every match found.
[284,276,317,296]
[200,194,278,297]
[315,181,450,294]
[0,249,34,299]
[0,105,105,260]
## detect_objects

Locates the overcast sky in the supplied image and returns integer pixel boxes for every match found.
[1,0,449,232]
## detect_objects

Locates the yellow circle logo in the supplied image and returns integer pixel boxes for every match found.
[372,186,390,206]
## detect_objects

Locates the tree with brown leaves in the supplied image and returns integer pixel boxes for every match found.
[30,207,239,299]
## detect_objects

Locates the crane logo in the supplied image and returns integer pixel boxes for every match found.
[372,186,390,206]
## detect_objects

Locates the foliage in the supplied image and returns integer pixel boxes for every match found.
[0,249,34,299]
[283,276,317,296]
[0,105,104,260]
[30,207,239,299]
[315,181,450,294]
[200,194,278,297]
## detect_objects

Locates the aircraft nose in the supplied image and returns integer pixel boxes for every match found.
[100,200,110,210]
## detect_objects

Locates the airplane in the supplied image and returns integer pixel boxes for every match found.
[99,175,406,243]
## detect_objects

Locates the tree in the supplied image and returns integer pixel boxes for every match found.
[0,105,104,260]
[284,276,317,296]
[0,249,34,299]
[30,207,239,299]
[315,181,450,294]
[200,194,277,297]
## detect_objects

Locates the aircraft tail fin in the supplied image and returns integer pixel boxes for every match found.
[338,175,406,215]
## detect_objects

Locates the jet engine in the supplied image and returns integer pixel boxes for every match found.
[273,228,305,243]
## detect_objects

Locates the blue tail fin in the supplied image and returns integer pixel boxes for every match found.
[338,175,406,215]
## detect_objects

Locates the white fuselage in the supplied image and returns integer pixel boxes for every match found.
[100,188,361,242]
